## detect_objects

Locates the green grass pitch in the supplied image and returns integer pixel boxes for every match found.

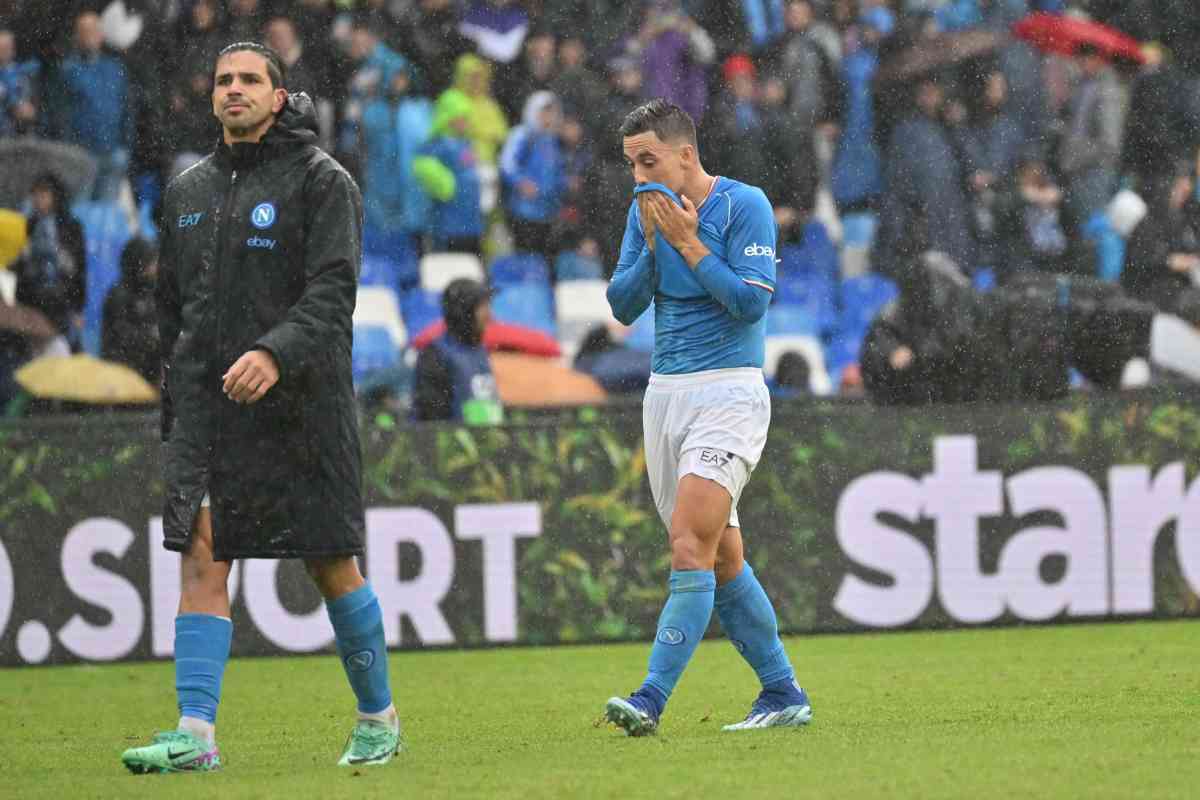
[3,620,1197,799]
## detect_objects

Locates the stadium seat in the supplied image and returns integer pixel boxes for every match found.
[838,274,898,333]
[491,284,556,337]
[841,211,878,248]
[399,288,443,337]
[774,272,837,334]
[419,251,485,292]
[352,324,402,384]
[554,279,614,350]
[764,334,833,395]
[362,228,420,290]
[554,251,604,281]
[766,302,820,336]
[353,286,407,349]
[824,329,866,378]
[489,253,550,287]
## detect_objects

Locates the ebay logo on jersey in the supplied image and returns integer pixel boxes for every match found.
[744,243,775,258]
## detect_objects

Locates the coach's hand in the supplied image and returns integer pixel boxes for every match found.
[223,349,280,405]
[647,192,709,267]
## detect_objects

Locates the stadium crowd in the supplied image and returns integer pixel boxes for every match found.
[1,0,1199,416]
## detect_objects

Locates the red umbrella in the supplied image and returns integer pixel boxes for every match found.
[411,320,562,358]
[1013,12,1144,64]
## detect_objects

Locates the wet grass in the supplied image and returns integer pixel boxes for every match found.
[3,620,1197,799]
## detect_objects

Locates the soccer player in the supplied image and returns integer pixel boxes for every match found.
[120,42,399,773]
[603,99,812,735]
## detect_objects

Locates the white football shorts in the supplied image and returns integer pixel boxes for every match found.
[642,367,770,529]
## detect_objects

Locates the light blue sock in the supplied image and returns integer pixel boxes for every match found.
[640,570,716,709]
[715,563,794,688]
[326,583,392,714]
[175,613,232,724]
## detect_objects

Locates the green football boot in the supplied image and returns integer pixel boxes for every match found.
[337,717,403,767]
[121,730,221,774]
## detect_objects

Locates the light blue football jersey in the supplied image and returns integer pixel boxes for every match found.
[607,178,777,374]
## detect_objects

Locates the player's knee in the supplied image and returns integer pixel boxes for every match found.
[669,527,714,570]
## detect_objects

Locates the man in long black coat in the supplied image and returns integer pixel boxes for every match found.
[121,43,401,776]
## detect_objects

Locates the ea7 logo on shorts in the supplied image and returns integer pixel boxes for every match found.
[250,202,276,229]
[657,627,686,645]
[699,449,732,466]
[345,649,375,672]
[744,243,775,258]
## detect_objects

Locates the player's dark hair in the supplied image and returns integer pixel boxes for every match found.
[619,98,697,148]
[216,41,286,89]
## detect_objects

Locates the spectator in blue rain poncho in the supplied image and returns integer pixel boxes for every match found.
[499,91,565,263]
[360,62,433,245]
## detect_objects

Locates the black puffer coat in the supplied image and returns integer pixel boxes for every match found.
[157,93,365,560]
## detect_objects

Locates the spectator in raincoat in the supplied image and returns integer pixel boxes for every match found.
[360,62,432,242]
[499,90,565,262]
[413,90,484,255]
[441,53,509,165]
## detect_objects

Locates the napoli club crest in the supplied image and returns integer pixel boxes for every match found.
[250,202,277,229]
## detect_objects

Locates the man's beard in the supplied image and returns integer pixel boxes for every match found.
[224,110,271,138]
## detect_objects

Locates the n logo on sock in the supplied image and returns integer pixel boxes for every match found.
[656,627,686,645]
[345,649,376,672]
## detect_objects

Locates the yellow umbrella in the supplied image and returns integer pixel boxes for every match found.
[15,354,159,405]
[0,208,26,270]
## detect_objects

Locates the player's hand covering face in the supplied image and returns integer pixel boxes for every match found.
[637,192,658,252]
[644,191,699,253]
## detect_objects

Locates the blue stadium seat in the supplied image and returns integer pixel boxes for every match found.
[842,211,878,248]
[75,200,132,355]
[362,227,419,291]
[491,284,556,336]
[554,251,604,282]
[360,254,399,289]
[766,302,820,336]
[838,274,898,333]
[774,272,837,335]
[399,288,443,337]
[352,324,401,385]
[489,253,550,287]
[777,221,837,284]
[825,329,865,375]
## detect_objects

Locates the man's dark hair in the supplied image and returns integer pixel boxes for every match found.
[619,98,697,147]
[216,41,286,89]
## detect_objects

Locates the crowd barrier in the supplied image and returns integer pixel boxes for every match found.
[1,390,1197,666]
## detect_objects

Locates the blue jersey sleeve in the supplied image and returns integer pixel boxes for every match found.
[606,201,656,325]
[692,186,776,323]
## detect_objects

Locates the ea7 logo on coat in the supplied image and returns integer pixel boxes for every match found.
[177,212,203,228]
[744,243,774,258]
[250,202,276,229]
